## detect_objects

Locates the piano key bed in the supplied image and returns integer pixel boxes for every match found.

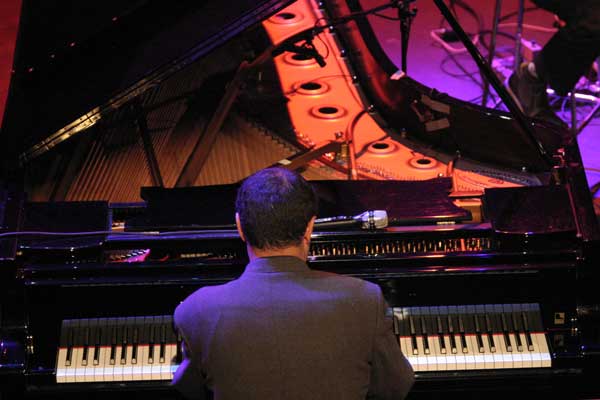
[393,303,551,371]
[55,303,551,383]
[56,316,181,383]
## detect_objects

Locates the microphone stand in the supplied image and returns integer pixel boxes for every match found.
[177,2,406,186]
[432,0,554,168]
[397,0,418,73]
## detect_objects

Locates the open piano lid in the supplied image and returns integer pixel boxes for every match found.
[0,0,295,167]
[1,0,568,176]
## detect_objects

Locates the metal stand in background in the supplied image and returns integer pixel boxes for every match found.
[398,0,418,73]
[576,98,600,135]
[433,0,553,167]
[482,0,525,108]
[513,0,526,70]
[482,0,503,107]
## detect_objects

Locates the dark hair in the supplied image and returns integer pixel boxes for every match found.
[235,168,318,249]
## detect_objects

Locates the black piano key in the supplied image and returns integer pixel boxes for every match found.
[436,315,447,354]
[521,311,535,351]
[176,330,183,364]
[484,305,497,353]
[474,314,485,353]
[110,320,118,365]
[140,316,151,364]
[65,321,74,367]
[167,315,177,364]
[485,304,502,353]
[148,320,156,364]
[420,316,430,355]
[159,322,167,363]
[132,326,139,365]
[394,308,410,355]
[528,304,545,332]
[447,315,457,354]
[120,319,129,365]
[501,312,513,352]
[511,310,523,351]
[409,315,418,355]
[457,313,468,354]
[93,320,102,366]
[81,324,90,366]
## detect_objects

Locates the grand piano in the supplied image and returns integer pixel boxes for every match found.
[1,0,599,398]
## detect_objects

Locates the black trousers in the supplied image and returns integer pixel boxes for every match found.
[532,0,600,95]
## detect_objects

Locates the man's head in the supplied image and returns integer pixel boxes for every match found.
[235,168,318,256]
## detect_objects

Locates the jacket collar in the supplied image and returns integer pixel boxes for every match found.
[243,256,310,274]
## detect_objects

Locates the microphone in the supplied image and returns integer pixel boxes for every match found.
[314,210,388,230]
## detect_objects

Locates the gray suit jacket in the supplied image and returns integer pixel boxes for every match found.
[172,256,414,399]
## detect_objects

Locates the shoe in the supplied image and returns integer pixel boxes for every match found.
[507,62,567,129]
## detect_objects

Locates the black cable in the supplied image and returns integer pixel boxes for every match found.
[498,6,539,23]
[478,30,517,51]
[372,12,400,21]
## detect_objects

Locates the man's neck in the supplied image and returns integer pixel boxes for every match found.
[247,244,307,262]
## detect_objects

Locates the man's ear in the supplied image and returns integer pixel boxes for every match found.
[235,213,246,242]
[304,216,316,242]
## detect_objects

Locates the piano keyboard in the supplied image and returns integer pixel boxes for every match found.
[55,303,552,383]
[394,304,552,371]
[56,316,180,383]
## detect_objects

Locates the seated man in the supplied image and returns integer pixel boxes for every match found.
[508,0,600,127]
[172,167,414,400]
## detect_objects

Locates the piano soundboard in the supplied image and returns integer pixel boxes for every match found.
[54,303,551,383]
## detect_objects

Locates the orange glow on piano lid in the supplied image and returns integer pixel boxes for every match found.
[268,11,305,25]
[291,80,331,96]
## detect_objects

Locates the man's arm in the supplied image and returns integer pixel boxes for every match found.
[367,290,415,400]
[171,305,208,400]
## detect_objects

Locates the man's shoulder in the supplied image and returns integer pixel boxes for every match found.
[174,282,235,321]
[308,269,382,297]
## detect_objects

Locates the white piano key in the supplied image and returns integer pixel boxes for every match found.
[443,335,457,370]
[122,345,134,381]
[468,334,487,370]
[66,346,80,383]
[454,335,467,370]
[160,344,177,380]
[492,333,507,369]
[533,332,552,368]
[150,342,163,380]
[55,347,68,383]
[113,334,126,382]
[96,346,110,382]
[509,333,524,368]
[480,335,495,369]
[462,335,477,370]
[498,331,514,369]
[170,344,180,379]
[74,345,89,382]
[519,332,534,368]
[135,344,150,381]
[430,335,447,371]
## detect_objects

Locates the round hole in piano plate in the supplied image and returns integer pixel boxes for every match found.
[283,52,318,67]
[310,105,347,120]
[269,11,304,24]
[408,155,438,169]
[367,141,398,155]
[294,80,330,96]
